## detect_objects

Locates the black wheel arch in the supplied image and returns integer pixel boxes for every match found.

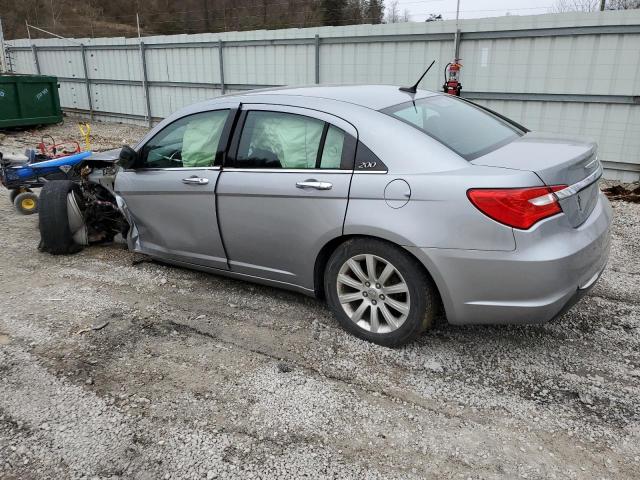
[313,234,445,317]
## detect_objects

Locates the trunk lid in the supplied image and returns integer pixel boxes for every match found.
[471,132,601,227]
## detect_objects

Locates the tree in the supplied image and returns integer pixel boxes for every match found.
[385,0,399,22]
[0,0,390,40]
[384,1,410,23]
[553,0,639,11]
[364,0,384,24]
[425,13,443,22]
[605,0,640,8]
[344,0,364,25]
[322,0,344,26]
[552,0,600,12]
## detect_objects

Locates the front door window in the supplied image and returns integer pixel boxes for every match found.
[140,110,229,168]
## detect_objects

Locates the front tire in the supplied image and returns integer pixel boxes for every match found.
[38,180,83,255]
[324,238,436,347]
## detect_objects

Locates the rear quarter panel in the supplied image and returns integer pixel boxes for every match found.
[344,165,545,251]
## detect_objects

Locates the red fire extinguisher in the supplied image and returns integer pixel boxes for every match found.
[443,60,462,96]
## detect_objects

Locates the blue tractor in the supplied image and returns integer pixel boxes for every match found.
[0,150,92,214]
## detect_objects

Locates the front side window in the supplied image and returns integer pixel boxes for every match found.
[140,110,229,168]
[235,111,346,169]
[381,96,522,160]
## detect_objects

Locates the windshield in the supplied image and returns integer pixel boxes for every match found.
[381,95,522,160]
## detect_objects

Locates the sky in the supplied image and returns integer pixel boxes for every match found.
[389,0,559,22]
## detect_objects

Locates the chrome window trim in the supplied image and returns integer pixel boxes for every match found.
[220,168,388,174]
[133,166,222,172]
[221,168,351,174]
[134,104,238,150]
[238,103,358,139]
[130,167,388,174]
[554,163,603,200]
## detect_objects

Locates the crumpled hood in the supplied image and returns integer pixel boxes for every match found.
[86,148,122,162]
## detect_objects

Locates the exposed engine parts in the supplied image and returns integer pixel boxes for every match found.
[75,179,128,245]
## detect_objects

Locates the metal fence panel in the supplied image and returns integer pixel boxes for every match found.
[459,33,640,96]
[91,83,146,117]
[58,80,90,110]
[148,85,220,118]
[146,46,219,84]
[86,48,141,82]
[223,43,315,85]
[10,50,36,74]
[35,49,83,79]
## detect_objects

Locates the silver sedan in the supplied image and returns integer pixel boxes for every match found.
[38,85,612,346]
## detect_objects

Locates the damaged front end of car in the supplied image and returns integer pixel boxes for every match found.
[67,167,128,246]
[39,148,139,255]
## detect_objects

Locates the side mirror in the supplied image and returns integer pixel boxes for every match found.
[118,145,139,169]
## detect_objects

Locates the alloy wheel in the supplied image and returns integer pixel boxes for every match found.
[336,254,410,333]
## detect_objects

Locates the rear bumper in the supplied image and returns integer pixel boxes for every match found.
[407,191,612,325]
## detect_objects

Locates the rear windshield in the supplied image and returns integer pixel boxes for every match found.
[381,95,522,160]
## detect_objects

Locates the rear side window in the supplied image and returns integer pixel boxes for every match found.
[237,111,349,169]
[319,126,345,169]
[381,96,521,160]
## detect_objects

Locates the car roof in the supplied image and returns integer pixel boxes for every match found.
[225,84,438,111]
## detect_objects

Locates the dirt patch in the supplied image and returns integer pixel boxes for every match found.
[603,184,640,203]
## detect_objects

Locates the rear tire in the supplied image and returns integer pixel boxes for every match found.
[13,191,38,215]
[324,238,436,347]
[38,180,83,255]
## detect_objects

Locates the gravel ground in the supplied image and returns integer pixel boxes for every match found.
[1,121,639,479]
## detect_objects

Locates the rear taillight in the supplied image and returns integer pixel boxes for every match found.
[467,185,567,230]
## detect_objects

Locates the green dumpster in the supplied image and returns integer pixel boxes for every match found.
[0,74,63,128]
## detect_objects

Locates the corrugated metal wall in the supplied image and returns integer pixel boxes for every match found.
[6,10,640,181]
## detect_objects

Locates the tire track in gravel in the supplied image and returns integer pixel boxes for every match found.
[0,345,135,478]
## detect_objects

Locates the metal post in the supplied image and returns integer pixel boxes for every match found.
[0,17,7,73]
[31,44,41,74]
[25,20,40,74]
[218,39,225,95]
[139,42,152,128]
[80,44,94,119]
[137,13,152,128]
[314,34,320,84]
[453,0,461,58]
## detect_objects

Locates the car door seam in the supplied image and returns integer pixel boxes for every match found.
[215,104,243,270]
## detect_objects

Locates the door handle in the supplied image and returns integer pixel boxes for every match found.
[182,176,209,185]
[296,180,333,190]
